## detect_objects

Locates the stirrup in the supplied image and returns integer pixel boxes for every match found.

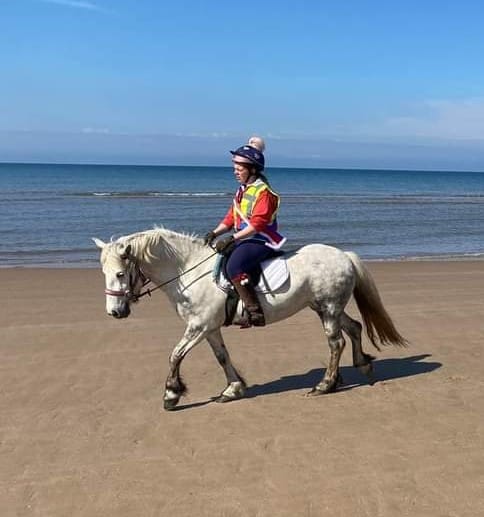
[249,311,265,327]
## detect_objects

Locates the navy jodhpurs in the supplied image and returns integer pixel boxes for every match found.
[226,240,276,280]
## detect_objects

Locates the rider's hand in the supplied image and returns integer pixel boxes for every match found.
[215,236,236,255]
[203,231,216,246]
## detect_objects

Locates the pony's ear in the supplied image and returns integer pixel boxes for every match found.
[92,237,106,249]
[120,244,132,259]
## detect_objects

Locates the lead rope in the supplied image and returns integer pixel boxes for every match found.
[135,249,218,300]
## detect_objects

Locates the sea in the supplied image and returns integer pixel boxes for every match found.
[1,162,484,267]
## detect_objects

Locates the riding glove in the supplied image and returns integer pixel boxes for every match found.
[204,231,216,246]
[215,235,236,255]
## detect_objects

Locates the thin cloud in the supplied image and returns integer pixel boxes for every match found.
[383,98,484,141]
[305,98,484,143]
[82,127,110,134]
[39,0,105,12]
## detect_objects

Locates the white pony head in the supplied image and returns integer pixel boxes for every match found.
[93,237,147,319]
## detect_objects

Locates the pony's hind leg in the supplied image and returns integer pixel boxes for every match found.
[308,310,346,396]
[206,329,247,403]
[341,312,375,384]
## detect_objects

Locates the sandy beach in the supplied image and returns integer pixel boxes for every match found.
[1,261,484,517]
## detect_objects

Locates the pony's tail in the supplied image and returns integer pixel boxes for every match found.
[345,252,408,350]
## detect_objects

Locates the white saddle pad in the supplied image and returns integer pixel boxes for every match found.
[215,256,289,294]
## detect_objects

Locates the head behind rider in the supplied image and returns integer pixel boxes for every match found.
[204,136,286,328]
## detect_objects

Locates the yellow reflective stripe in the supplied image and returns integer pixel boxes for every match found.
[240,183,267,217]
[232,181,281,228]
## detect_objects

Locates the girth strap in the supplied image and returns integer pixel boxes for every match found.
[223,288,240,326]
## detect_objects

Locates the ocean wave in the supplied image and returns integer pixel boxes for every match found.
[367,252,484,262]
[68,191,232,198]
[285,194,484,205]
[6,191,484,203]
[0,247,95,257]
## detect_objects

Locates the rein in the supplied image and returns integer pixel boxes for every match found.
[105,249,218,302]
[136,250,218,300]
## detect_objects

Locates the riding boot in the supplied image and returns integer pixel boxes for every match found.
[232,277,266,328]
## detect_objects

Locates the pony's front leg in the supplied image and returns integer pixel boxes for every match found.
[163,324,206,411]
[206,329,247,403]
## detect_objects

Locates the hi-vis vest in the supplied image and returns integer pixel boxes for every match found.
[233,179,286,249]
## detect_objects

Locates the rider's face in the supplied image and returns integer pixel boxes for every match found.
[232,161,253,184]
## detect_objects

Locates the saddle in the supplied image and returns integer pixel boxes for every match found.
[214,253,289,326]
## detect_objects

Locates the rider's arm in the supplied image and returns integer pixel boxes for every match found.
[233,224,257,241]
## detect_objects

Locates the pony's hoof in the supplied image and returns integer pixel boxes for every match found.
[213,393,245,404]
[163,398,179,411]
[214,382,246,403]
[358,363,376,385]
[306,380,337,396]
[365,370,376,385]
[214,394,237,403]
[305,387,325,397]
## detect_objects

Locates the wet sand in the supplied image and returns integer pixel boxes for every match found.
[1,262,484,516]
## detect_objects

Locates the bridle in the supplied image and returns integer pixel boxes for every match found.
[104,249,218,303]
[104,257,151,303]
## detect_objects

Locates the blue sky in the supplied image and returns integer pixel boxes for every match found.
[1,0,484,169]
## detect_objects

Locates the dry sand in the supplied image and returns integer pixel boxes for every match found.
[1,262,484,517]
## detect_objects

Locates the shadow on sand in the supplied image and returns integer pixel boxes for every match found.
[169,354,441,411]
[246,354,441,399]
[168,399,213,411]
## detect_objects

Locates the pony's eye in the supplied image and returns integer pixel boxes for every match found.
[116,272,125,278]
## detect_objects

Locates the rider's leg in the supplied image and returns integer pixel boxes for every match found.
[226,241,275,327]
[231,273,266,327]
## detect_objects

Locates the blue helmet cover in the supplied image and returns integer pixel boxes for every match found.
[230,145,265,170]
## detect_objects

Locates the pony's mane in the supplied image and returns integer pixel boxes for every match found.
[118,226,206,265]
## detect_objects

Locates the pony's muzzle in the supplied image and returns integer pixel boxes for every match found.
[109,305,131,319]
